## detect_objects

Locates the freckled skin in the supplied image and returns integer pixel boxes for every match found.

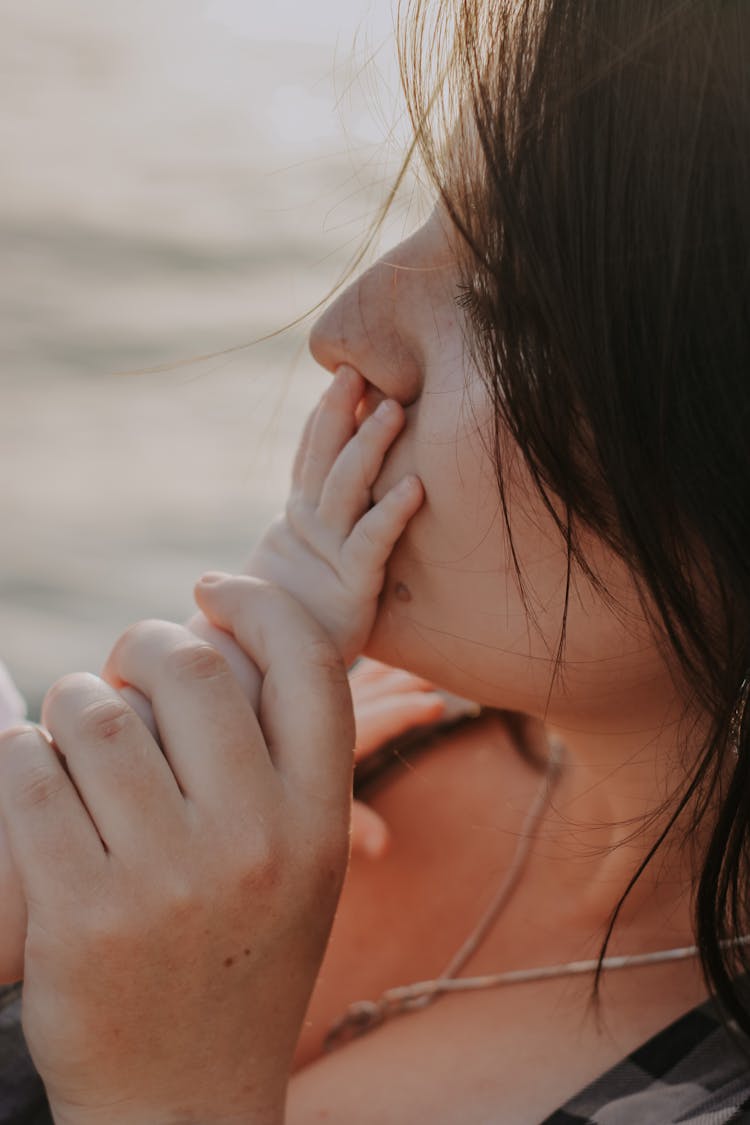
[310,205,675,731]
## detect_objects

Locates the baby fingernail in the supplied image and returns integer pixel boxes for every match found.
[363,825,389,858]
[198,571,230,585]
[375,399,397,419]
[397,474,419,495]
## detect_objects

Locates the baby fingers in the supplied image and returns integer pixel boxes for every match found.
[341,474,424,590]
[317,399,407,537]
[350,799,390,859]
[295,367,364,505]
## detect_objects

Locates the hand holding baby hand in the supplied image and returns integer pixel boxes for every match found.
[0,577,353,1125]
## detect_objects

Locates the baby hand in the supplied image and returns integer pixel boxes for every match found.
[192,373,427,864]
[349,659,448,858]
[245,366,424,666]
[349,658,481,858]
[122,367,422,737]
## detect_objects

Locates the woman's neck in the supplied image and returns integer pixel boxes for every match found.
[528,704,710,947]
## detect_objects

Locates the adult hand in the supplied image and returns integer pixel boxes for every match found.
[0,576,354,1125]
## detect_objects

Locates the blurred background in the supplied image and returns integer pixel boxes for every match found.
[0,0,428,716]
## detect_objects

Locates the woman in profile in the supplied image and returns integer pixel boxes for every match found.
[0,1,749,1122]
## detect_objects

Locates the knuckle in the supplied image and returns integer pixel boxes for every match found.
[15,762,67,811]
[79,698,134,743]
[165,641,228,683]
[77,903,131,960]
[158,875,201,926]
[0,723,43,756]
[231,834,283,901]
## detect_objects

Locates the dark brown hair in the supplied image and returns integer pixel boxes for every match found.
[397,0,750,1031]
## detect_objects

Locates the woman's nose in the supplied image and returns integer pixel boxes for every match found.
[307,256,424,404]
[307,281,358,375]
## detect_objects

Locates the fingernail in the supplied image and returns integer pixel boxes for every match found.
[375,399,397,420]
[397,474,419,495]
[198,571,230,585]
[363,827,389,859]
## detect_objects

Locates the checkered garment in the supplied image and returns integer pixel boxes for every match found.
[1,984,749,1123]
[0,986,49,1125]
[543,999,750,1124]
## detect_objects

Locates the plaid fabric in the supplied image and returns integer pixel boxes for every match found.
[545,999,750,1125]
[1,984,748,1123]
[0,986,50,1125]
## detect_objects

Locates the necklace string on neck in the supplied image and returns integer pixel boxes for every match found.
[325,936,750,1048]
[401,734,567,1014]
[325,731,565,1050]
[324,728,749,1053]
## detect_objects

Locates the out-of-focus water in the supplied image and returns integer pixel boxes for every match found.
[0,0,426,713]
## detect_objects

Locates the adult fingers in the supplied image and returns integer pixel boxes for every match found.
[41,673,187,865]
[185,611,263,712]
[194,575,354,811]
[103,620,274,809]
[0,724,105,908]
[317,399,406,536]
[117,684,158,740]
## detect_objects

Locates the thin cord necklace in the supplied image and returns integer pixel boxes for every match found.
[325,734,750,1052]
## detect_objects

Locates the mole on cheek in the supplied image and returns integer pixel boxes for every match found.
[394,581,412,603]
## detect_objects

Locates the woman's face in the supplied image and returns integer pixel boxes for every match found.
[309,207,674,733]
